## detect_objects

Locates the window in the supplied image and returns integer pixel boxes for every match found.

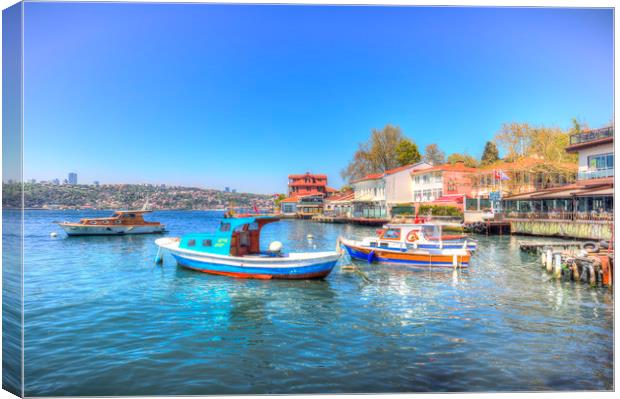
[588,153,614,170]
[187,239,196,247]
[220,222,231,232]
[202,239,212,247]
[382,228,401,239]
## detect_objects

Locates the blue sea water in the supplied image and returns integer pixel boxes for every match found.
[11,210,614,395]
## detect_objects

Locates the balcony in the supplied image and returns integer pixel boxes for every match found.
[578,168,614,180]
[569,126,614,145]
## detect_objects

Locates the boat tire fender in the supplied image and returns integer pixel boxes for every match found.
[582,241,600,253]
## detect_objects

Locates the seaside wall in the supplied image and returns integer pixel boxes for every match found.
[509,219,612,241]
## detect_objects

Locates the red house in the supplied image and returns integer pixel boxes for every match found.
[288,172,328,197]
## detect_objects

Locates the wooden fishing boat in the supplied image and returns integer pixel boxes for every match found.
[339,228,471,268]
[155,215,341,279]
[374,223,477,251]
[57,210,166,236]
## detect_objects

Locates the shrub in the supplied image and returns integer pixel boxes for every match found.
[418,204,463,217]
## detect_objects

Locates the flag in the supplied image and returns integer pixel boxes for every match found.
[498,170,510,181]
[493,170,501,180]
[253,203,259,214]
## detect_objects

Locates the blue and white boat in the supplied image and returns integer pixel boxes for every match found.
[155,215,341,279]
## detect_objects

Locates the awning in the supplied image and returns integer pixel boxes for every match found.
[574,187,613,196]
[353,194,381,202]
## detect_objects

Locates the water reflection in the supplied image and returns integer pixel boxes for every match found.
[19,210,614,395]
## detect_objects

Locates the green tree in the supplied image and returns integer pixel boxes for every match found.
[395,138,421,166]
[274,193,286,206]
[480,141,500,166]
[493,122,532,161]
[447,152,479,168]
[422,143,445,165]
[494,121,578,164]
[341,124,407,182]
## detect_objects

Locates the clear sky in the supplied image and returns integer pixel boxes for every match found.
[23,3,613,194]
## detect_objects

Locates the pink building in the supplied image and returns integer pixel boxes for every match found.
[411,162,477,209]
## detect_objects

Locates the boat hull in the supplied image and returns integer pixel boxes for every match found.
[59,223,166,236]
[157,238,340,280]
[415,242,477,251]
[341,239,470,268]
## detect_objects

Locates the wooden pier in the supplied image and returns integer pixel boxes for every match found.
[518,240,586,253]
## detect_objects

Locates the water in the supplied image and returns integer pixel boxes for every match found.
[13,210,613,395]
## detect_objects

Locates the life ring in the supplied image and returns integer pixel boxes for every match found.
[406,231,419,242]
[89,221,97,225]
[114,220,121,224]
[102,220,109,225]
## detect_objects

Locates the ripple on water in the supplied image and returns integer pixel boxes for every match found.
[18,210,614,395]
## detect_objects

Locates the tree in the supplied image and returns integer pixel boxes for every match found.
[447,152,479,168]
[423,144,445,165]
[274,193,286,206]
[395,138,421,166]
[480,141,499,166]
[493,121,577,164]
[341,124,408,182]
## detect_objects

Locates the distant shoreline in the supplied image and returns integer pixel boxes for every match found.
[6,208,230,211]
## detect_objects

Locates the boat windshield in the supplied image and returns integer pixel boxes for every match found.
[382,228,401,239]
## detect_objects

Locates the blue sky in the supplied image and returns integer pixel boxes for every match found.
[23,3,613,194]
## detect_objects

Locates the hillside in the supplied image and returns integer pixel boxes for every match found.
[2,182,275,210]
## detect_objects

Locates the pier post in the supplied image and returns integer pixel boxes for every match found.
[600,256,612,287]
[553,253,562,279]
[545,248,553,273]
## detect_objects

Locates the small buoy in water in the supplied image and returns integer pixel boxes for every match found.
[307,234,313,239]
[341,265,355,272]
[50,232,58,238]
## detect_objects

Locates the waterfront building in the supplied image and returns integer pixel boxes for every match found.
[500,126,613,240]
[323,190,354,217]
[411,161,477,206]
[351,173,386,219]
[296,194,325,218]
[288,172,328,197]
[384,162,431,215]
[351,163,432,219]
[470,157,576,198]
[68,172,78,185]
[280,197,298,215]
[565,125,613,180]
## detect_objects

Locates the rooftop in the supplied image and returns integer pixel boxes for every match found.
[504,177,613,200]
[411,162,478,175]
[566,126,614,152]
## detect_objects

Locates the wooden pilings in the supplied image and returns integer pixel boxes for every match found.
[539,248,613,287]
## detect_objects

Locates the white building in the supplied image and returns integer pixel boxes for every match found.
[384,162,432,205]
[350,162,431,219]
[565,126,614,180]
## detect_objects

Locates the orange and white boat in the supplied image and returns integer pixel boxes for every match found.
[56,210,166,236]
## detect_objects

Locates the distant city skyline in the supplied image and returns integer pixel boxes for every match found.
[17,3,614,194]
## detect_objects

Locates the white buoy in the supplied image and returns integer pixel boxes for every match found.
[307,234,313,239]
[50,232,58,238]
[546,248,553,273]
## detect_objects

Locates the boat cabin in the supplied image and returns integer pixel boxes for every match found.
[178,216,280,257]
[78,210,159,226]
[374,223,467,245]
